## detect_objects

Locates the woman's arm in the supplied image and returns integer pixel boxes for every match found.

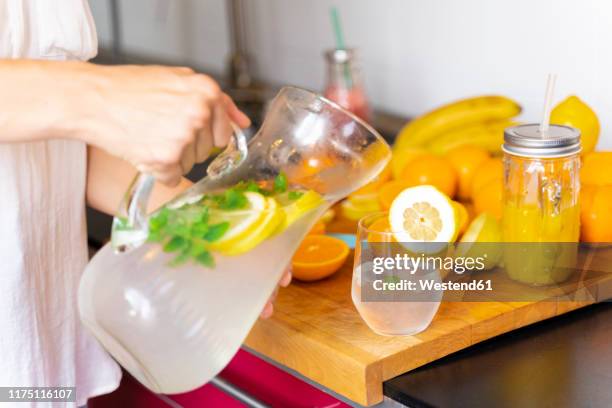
[0,59,249,186]
[86,146,191,215]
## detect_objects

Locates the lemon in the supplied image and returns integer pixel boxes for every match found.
[340,199,379,221]
[550,95,600,154]
[275,190,324,231]
[347,192,379,207]
[319,208,336,224]
[455,213,502,270]
[220,197,285,256]
[208,191,268,252]
[451,200,469,239]
[388,185,457,252]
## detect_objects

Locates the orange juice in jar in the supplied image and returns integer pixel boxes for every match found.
[502,124,581,286]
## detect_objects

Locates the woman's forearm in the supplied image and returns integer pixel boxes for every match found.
[0,59,249,186]
[87,146,192,216]
[0,59,95,142]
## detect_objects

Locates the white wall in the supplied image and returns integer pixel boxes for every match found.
[89,0,612,148]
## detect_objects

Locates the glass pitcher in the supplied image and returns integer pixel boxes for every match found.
[78,86,391,394]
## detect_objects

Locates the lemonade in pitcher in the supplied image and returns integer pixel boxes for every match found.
[78,86,391,394]
[501,124,581,286]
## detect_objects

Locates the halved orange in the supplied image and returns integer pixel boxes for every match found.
[292,235,350,282]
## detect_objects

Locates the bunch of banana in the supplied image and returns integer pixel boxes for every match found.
[427,119,519,155]
[393,95,522,155]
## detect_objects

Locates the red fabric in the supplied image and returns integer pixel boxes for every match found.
[89,349,348,408]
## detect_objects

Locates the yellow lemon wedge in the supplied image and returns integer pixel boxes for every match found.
[220,197,285,256]
[275,190,324,232]
[388,185,457,253]
[208,191,268,253]
[455,213,502,270]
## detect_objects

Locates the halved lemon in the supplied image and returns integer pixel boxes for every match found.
[455,213,502,270]
[275,190,324,232]
[208,191,268,252]
[388,185,457,249]
[220,197,285,256]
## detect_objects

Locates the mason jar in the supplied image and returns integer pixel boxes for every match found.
[502,124,581,286]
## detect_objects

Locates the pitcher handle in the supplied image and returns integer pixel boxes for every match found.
[111,123,248,252]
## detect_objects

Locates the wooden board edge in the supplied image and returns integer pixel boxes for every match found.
[245,311,383,406]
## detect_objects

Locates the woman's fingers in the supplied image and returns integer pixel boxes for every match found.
[223,93,251,129]
[149,163,182,187]
[259,267,292,319]
[195,126,213,163]
[211,103,233,148]
[279,268,292,287]
[180,142,196,175]
[260,302,274,319]
[92,64,251,186]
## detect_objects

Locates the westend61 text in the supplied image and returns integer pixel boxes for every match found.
[373,279,493,292]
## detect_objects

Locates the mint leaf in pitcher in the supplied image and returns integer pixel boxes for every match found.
[274,172,288,193]
[212,188,248,210]
[204,222,230,242]
[288,191,304,200]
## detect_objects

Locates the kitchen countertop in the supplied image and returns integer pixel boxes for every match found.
[384,301,612,408]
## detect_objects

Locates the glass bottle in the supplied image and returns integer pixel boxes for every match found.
[502,124,581,286]
[323,48,371,122]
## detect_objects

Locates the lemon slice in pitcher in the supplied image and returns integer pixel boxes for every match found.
[220,197,285,256]
[275,190,324,231]
[389,185,457,252]
[209,191,268,252]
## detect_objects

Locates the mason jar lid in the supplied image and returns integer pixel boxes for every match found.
[503,124,581,158]
[324,48,355,64]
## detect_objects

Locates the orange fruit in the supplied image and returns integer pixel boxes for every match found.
[350,162,392,197]
[470,158,504,200]
[399,154,458,198]
[473,178,503,220]
[377,180,410,210]
[445,146,491,201]
[391,147,428,179]
[581,151,612,187]
[292,235,350,282]
[580,185,612,243]
[366,217,394,243]
[307,221,326,235]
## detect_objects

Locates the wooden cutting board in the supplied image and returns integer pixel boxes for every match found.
[244,214,612,406]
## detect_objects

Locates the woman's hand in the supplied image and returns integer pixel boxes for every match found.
[260,268,292,319]
[78,64,250,186]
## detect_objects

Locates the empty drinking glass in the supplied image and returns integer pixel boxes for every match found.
[352,212,442,336]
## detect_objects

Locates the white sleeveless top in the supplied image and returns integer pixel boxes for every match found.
[0,1,121,406]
